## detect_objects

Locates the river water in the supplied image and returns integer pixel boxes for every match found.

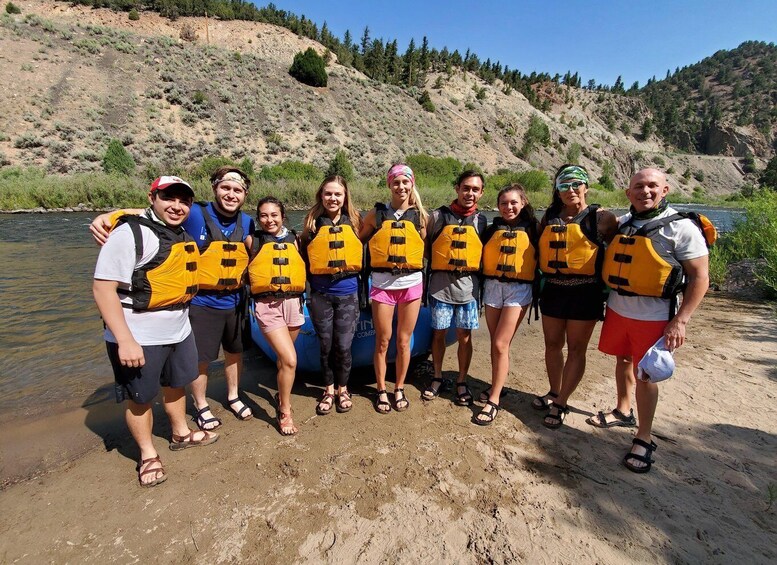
[0,205,741,424]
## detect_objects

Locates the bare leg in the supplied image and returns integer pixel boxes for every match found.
[484,305,526,404]
[456,329,473,383]
[263,326,300,434]
[541,315,566,396]
[189,363,220,430]
[224,350,251,418]
[627,378,660,469]
[615,356,636,414]
[371,300,396,396]
[554,319,597,406]
[394,298,422,389]
[126,400,162,485]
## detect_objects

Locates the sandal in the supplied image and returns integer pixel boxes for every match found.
[277,409,298,436]
[193,405,222,431]
[531,391,558,411]
[137,455,167,488]
[543,402,569,429]
[454,382,474,407]
[374,389,392,414]
[586,408,636,428]
[394,388,410,412]
[623,438,657,473]
[478,388,507,403]
[169,429,219,451]
[422,377,443,401]
[316,392,335,415]
[336,390,353,413]
[227,396,253,421]
[473,401,499,426]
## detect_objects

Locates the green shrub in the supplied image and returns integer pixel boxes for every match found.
[418,90,435,113]
[128,8,139,21]
[325,150,353,181]
[5,2,20,14]
[102,139,135,175]
[258,160,321,182]
[719,190,777,297]
[289,48,327,87]
[405,154,463,187]
[566,142,582,164]
[520,115,551,157]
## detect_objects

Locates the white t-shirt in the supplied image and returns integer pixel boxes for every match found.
[371,206,423,290]
[607,207,708,321]
[94,221,192,345]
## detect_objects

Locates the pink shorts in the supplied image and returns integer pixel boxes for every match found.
[370,281,423,305]
[598,307,668,369]
[254,297,304,333]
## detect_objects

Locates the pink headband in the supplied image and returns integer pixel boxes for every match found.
[386,164,415,187]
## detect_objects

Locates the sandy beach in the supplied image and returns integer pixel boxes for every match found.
[1,292,775,563]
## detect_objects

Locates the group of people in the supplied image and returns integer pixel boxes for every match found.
[91,163,709,487]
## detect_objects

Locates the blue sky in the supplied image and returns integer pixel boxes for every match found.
[268,0,776,87]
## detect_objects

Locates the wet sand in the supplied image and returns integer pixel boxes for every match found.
[1,293,775,563]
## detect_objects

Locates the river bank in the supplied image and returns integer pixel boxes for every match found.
[1,292,775,563]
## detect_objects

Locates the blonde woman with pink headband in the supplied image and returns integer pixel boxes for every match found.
[359,164,428,414]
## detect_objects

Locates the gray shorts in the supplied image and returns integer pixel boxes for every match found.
[107,332,199,404]
[483,279,532,308]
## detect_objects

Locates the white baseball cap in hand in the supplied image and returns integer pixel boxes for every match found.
[637,337,675,383]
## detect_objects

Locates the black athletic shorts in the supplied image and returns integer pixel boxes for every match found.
[539,280,606,321]
[107,332,199,404]
[189,304,244,364]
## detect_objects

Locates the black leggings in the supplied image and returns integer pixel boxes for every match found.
[308,290,360,387]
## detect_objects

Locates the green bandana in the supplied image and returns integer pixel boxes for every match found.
[555,166,589,190]
[630,198,668,220]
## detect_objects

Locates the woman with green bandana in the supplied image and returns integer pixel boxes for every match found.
[533,164,618,429]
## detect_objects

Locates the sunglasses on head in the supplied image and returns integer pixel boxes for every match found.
[557,181,585,192]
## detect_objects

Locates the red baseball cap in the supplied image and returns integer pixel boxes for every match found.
[150,176,194,198]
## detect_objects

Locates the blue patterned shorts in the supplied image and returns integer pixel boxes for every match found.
[429,296,480,330]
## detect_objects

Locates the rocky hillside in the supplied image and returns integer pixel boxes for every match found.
[0,1,767,196]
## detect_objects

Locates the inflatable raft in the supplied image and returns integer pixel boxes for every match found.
[250,301,455,373]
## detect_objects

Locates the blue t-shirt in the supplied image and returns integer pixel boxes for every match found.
[309,273,359,296]
[183,202,254,310]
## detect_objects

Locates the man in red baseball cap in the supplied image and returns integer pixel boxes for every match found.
[93,176,218,488]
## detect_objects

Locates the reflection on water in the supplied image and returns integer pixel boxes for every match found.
[0,207,741,424]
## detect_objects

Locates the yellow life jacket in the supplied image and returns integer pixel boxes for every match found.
[603,212,714,299]
[196,204,249,291]
[538,205,602,278]
[117,215,200,311]
[368,204,424,273]
[430,207,485,273]
[481,218,537,283]
[306,215,363,278]
[248,231,306,298]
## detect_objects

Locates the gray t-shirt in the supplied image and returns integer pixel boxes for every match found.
[427,208,485,305]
